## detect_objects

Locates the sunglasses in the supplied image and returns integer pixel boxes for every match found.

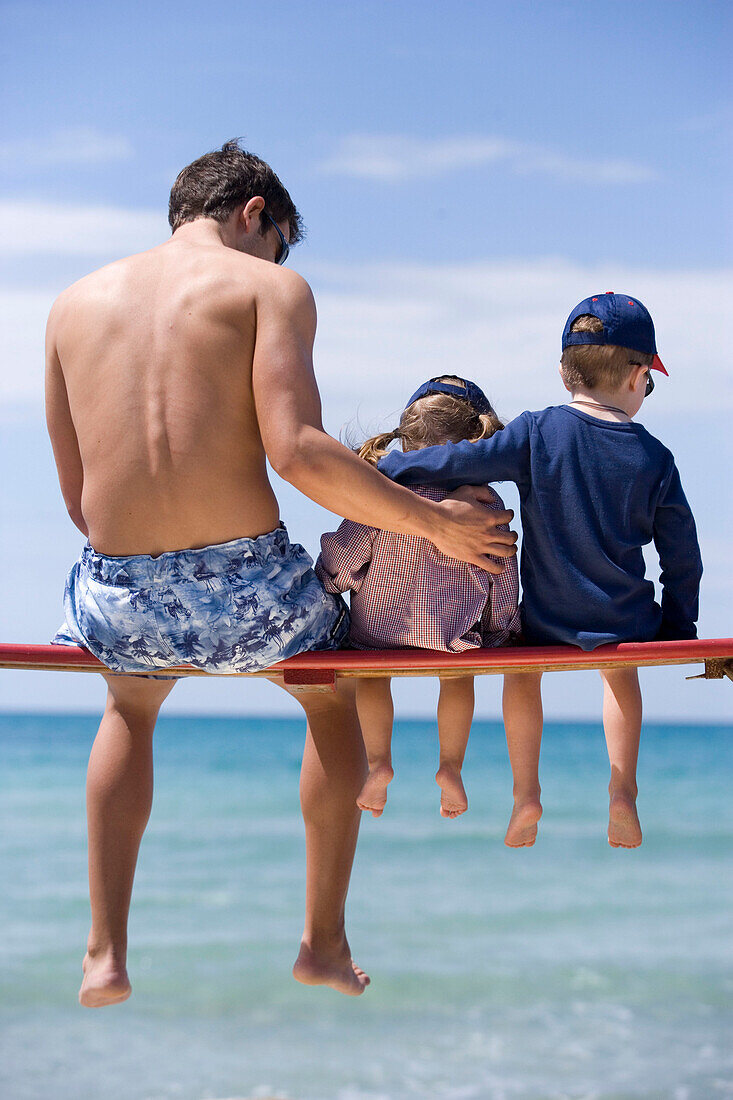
[264,212,290,266]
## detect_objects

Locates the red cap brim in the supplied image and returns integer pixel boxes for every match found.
[651,354,668,375]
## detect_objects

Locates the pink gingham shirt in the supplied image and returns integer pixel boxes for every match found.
[315,485,521,652]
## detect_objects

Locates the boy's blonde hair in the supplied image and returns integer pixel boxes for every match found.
[560,315,654,391]
[359,376,503,466]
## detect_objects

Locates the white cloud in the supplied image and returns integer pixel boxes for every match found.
[320,135,515,182]
[0,127,134,168]
[513,152,655,185]
[0,199,167,256]
[320,134,656,185]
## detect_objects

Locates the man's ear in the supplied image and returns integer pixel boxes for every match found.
[240,195,266,234]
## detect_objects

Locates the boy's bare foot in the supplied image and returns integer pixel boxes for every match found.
[79,949,131,1008]
[293,938,370,996]
[504,798,543,847]
[356,763,394,817]
[608,793,642,848]
[435,764,468,818]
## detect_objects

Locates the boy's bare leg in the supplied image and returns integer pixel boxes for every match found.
[354,678,395,817]
[600,668,642,848]
[284,680,371,996]
[502,672,543,847]
[79,673,175,1008]
[435,676,474,818]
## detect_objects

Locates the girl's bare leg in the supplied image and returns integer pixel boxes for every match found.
[435,676,474,817]
[502,672,543,847]
[354,678,395,817]
[600,668,643,848]
[285,680,370,995]
[80,673,176,1007]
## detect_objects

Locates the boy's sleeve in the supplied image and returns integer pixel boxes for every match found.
[314,520,377,595]
[652,461,703,640]
[377,412,532,489]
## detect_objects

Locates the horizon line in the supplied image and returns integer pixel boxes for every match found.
[0,708,730,729]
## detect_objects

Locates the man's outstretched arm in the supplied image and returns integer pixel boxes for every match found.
[251,270,517,573]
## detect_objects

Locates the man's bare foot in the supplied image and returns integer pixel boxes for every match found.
[608,793,642,848]
[79,949,131,1008]
[504,798,543,847]
[357,763,394,817]
[435,764,468,818]
[293,938,370,997]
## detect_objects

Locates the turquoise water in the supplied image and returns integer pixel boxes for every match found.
[1,712,732,1100]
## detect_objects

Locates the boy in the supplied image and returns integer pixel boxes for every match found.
[378,293,703,850]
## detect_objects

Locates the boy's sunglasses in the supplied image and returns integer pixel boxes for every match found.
[264,212,290,265]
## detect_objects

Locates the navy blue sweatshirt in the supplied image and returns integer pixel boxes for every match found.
[379,405,703,650]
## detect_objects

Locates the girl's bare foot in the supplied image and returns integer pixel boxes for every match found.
[435,764,468,818]
[608,793,642,848]
[293,938,370,996]
[79,948,131,1008]
[504,798,543,847]
[356,763,394,817]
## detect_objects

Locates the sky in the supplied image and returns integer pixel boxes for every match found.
[0,0,731,719]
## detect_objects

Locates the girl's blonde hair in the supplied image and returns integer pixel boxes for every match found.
[358,376,504,467]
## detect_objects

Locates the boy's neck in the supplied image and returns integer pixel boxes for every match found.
[567,385,637,422]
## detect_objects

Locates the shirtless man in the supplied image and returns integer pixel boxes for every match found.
[45,141,517,1007]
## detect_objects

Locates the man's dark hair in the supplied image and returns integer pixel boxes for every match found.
[168,139,304,244]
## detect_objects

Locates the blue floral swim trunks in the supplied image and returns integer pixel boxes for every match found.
[52,525,349,676]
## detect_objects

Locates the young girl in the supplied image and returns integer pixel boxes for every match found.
[315,376,521,819]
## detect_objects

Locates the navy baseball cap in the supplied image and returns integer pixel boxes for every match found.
[405,376,494,414]
[562,292,668,375]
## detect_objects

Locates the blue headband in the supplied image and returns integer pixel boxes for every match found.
[405,377,493,416]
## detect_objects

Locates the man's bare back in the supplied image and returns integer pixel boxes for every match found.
[47,224,286,556]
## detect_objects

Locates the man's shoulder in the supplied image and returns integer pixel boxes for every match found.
[51,253,143,312]
[242,264,316,336]
[185,248,316,325]
[249,261,314,308]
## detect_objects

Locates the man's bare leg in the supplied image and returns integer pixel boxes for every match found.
[79,674,175,1007]
[283,681,370,996]
[600,668,643,849]
[502,672,544,847]
[355,678,395,817]
[435,676,474,818]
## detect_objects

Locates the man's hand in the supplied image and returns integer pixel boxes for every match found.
[429,497,517,572]
[448,484,499,508]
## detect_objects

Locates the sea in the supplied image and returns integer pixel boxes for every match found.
[1,712,731,1100]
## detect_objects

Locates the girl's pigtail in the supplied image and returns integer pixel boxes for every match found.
[475,410,504,440]
[358,429,400,467]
